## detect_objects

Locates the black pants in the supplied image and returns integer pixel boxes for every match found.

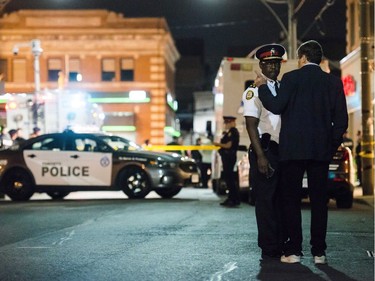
[222,154,239,202]
[280,160,329,256]
[250,145,283,254]
[201,163,211,187]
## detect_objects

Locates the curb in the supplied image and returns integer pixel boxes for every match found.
[353,196,374,207]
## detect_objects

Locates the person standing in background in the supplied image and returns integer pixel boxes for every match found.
[342,131,354,151]
[29,127,41,138]
[355,130,362,186]
[191,137,203,174]
[243,43,285,260]
[214,116,240,207]
[167,136,184,155]
[256,40,348,264]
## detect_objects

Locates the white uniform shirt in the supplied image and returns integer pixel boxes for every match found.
[242,80,281,144]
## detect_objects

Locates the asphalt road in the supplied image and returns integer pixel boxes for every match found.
[0,188,373,281]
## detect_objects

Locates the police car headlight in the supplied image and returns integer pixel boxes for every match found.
[149,159,176,168]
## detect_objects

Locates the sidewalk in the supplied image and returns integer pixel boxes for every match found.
[353,185,374,207]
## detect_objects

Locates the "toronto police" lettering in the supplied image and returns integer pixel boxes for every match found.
[42,166,89,177]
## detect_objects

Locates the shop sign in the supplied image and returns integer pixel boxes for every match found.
[342,75,356,96]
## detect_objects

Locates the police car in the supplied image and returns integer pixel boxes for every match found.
[302,144,355,208]
[0,131,200,201]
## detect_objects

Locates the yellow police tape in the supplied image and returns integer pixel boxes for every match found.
[358,151,375,159]
[144,145,219,151]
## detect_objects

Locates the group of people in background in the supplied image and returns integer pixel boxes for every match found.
[0,126,41,148]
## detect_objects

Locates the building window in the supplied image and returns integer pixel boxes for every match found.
[102,58,115,81]
[48,58,62,81]
[0,59,8,82]
[68,58,81,82]
[120,58,134,81]
[12,58,27,82]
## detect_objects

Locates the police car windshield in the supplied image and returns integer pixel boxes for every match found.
[98,135,142,152]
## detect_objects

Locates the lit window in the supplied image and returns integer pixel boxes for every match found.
[102,58,115,81]
[48,58,62,81]
[120,58,134,81]
[68,58,81,82]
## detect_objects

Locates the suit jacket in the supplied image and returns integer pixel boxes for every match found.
[258,64,348,162]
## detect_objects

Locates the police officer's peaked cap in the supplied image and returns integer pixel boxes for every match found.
[223,116,236,122]
[8,129,17,136]
[255,44,286,61]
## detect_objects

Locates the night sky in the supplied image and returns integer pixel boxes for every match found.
[4,0,347,71]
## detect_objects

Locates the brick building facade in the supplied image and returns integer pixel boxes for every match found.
[0,9,180,145]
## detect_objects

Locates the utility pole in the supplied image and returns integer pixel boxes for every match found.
[359,0,374,195]
[288,0,298,59]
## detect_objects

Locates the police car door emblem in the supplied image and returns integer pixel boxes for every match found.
[100,156,110,167]
[245,89,254,100]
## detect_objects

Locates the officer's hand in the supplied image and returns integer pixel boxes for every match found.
[254,70,267,87]
[257,155,269,175]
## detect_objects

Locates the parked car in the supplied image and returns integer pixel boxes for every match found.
[302,144,355,208]
[0,131,200,201]
[213,144,355,208]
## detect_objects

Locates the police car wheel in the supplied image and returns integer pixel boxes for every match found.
[47,191,70,200]
[3,168,35,201]
[155,187,182,199]
[119,167,151,199]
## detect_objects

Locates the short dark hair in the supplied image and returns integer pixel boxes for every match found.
[297,40,323,64]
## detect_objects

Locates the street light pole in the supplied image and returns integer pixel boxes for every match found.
[12,39,43,128]
[31,39,42,98]
[359,0,374,195]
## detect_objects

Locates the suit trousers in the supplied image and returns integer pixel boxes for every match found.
[280,160,330,256]
[250,144,283,254]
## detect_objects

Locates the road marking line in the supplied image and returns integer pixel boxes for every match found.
[209,261,238,281]
[53,230,75,246]
[17,246,51,249]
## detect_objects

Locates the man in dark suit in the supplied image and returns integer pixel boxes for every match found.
[255,40,348,265]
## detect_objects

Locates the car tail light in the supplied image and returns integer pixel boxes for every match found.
[332,176,346,182]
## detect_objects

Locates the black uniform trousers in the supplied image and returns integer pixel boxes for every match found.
[221,153,239,203]
[280,160,330,256]
[250,143,283,254]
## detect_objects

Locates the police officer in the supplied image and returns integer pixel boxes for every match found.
[214,116,240,207]
[242,43,286,259]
